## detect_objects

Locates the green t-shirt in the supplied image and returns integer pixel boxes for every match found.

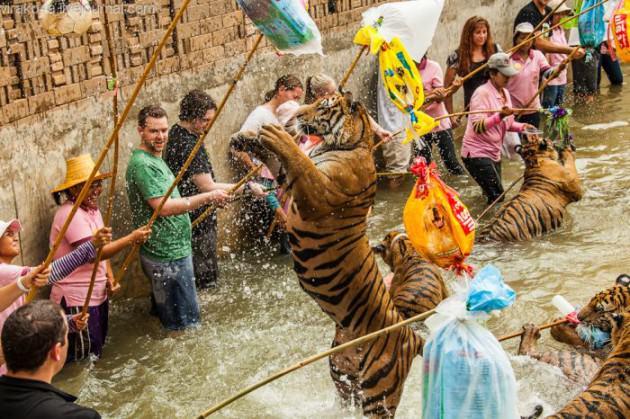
[125,149,192,261]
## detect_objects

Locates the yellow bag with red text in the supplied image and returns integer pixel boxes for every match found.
[612,0,630,63]
[403,159,475,273]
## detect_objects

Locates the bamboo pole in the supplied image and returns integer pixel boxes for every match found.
[25,0,197,303]
[81,0,121,317]
[498,318,569,342]
[476,174,525,222]
[377,171,410,177]
[197,308,437,418]
[435,108,540,121]
[338,45,368,90]
[10,178,25,266]
[444,0,608,97]
[191,164,263,228]
[115,34,265,281]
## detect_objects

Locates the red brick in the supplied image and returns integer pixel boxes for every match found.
[2,99,29,122]
[21,57,51,79]
[54,83,82,105]
[189,33,213,51]
[0,67,11,87]
[80,76,107,96]
[224,38,245,57]
[28,91,55,114]
[211,27,237,46]
[52,72,66,86]
[62,46,90,66]
[139,30,163,47]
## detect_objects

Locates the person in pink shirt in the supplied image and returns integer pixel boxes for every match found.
[462,53,534,204]
[415,55,465,175]
[542,1,572,108]
[50,154,151,362]
[507,22,566,129]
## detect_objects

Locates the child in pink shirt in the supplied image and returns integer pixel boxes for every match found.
[542,5,572,108]
[415,56,465,175]
[461,53,533,204]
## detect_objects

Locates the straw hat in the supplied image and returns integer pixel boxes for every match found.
[51,154,112,193]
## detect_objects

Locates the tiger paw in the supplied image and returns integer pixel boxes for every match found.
[259,124,294,151]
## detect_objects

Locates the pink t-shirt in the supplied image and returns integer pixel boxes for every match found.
[547,28,568,86]
[419,59,452,133]
[49,202,107,307]
[506,49,551,111]
[0,263,29,375]
[462,81,525,162]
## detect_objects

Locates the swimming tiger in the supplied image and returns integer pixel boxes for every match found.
[479,135,582,242]
[230,93,421,417]
[551,274,630,356]
[547,310,630,418]
[327,231,446,410]
[372,231,447,319]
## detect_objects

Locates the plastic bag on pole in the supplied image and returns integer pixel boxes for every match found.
[236,0,323,55]
[578,0,606,48]
[422,267,518,419]
[612,0,630,62]
[466,265,516,312]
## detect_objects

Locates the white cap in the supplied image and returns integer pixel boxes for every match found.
[514,22,535,35]
[0,219,21,238]
[548,0,572,14]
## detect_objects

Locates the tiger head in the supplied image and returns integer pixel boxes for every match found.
[372,231,413,271]
[293,92,373,150]
[516,134,558,168]
[577,274,630,332]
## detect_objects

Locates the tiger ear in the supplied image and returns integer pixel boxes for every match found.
[539,141,548,151]
[611,312,625,329]
[615,274,630,287]
[372,243,386,254]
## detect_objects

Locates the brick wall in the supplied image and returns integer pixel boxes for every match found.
[0,0,389,125]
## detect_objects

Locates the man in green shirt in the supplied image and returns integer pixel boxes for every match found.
[125,105,225,331]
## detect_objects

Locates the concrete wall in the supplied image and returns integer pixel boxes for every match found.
[0,0,521,297]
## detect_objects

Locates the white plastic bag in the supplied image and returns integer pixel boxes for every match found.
[422,282,518,419]
[502,132,521,161]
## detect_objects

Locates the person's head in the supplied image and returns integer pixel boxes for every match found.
[264,75,304,104]
[487,52,519,88]
[513,22,535,51]
[51,154,111,208]
[304,73,337,104]
[456,16,496,75]
[534,0,550,8]
[137,105,169,156]
[1,300,68,377]
[0,219,21,262]
[179,90,217,135]
[549,0,572,25]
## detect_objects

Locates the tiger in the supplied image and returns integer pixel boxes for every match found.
[479,135,583,242]
[327,231,446,411]
[371,231,447,319]
[230,92,421,417]
[547,310,630,418]
[517,275,630,387]
[551,274,630,356]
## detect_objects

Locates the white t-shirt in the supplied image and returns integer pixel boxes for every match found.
[276,100,300,125]
[376,65,406,132]
[240,105,279,132]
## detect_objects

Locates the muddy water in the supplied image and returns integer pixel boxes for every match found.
[55,70,630,418]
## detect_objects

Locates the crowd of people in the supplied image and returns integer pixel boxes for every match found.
[0,0,625,415]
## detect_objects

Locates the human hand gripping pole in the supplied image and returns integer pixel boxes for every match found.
[25,0,197,303]
[114,34,264,283]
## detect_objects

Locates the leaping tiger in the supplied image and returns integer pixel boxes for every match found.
[230,93,421,417]
[479,135,583,242]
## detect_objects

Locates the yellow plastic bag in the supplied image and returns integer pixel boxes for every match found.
[612,0,630,63]
[354,25,437,141]
[403,159,475,272]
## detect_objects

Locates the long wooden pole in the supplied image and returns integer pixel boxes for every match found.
[498,318,569,342]
[476,174,525,222]
[81,1,121,317]
[197,308,437,418]
[26,0,196,303]
[191,164,263,228]
[435,108,540,121]
[338,45,368,90]
[114,33,265,281]
[10,178,25,266]
[444,0,609,96]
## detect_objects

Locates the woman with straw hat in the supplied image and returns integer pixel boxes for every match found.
[50,154,151,362]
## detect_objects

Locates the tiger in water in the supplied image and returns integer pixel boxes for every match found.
[518,275,630,386]
[480,135,582,242]
[230,93,420,417]
[328,231,447,409]
[547,310,630,418]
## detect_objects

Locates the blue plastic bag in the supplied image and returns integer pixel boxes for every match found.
[578,0,606,48]
[466,265,516,313]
